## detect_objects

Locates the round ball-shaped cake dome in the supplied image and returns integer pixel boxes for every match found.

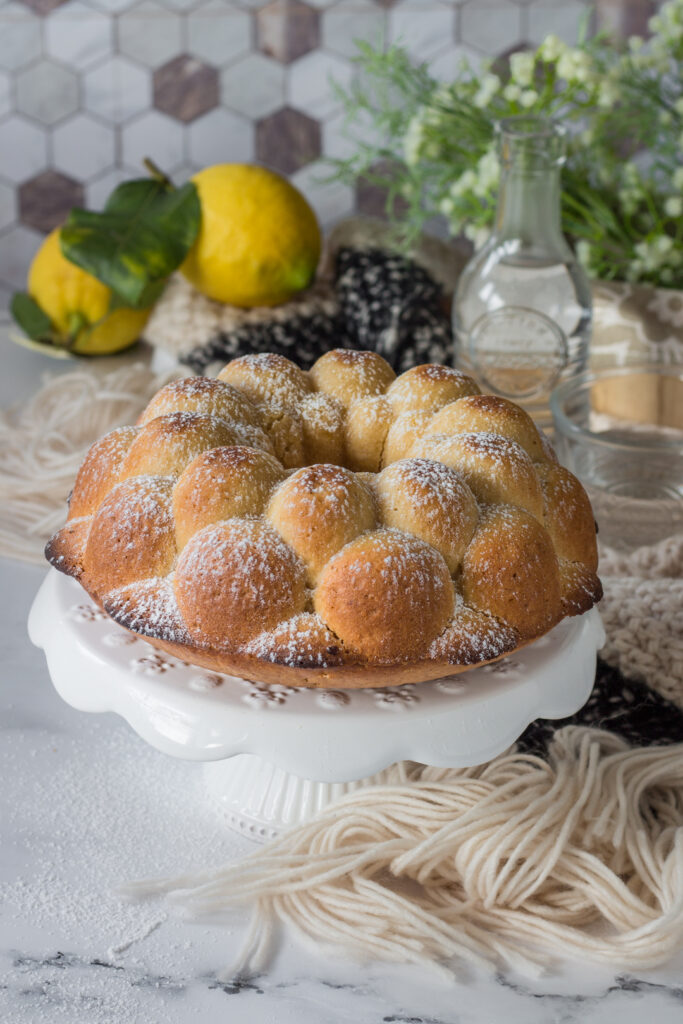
[46,349,601,688]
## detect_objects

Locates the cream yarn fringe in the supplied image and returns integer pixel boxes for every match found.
[123,726,683,978]
[0,362,171,564]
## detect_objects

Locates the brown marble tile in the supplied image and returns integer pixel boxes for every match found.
[355,160,408,220]
[594,0,656,38]
[257,0,320,64]
[153,55,220,124]
[256,106,321,174]
[19,171,84,234]
[17,0,69,14]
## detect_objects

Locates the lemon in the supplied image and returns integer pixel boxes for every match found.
[181,164,321,308]
[28,229,150,355]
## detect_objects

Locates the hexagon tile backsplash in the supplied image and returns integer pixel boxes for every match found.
[0,0,659,311]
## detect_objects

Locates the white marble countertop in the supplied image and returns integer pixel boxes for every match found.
[2,337,683,1023]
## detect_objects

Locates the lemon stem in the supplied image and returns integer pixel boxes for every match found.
[143,158,174,191]
[66,311,88,348]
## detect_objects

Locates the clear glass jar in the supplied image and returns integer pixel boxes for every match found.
[452,116,592,429]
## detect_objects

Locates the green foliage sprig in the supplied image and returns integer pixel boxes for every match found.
[330,0,683,289]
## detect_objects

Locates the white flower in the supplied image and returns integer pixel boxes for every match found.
[519,89,539,108]
[557,48,593,84]
[450,169,477,197]
[476,147,500,191]
[539,33,566,63]
[510,51,535,87]
[675,97,683,115]
[403,111,431,166]
[598,79,619,108]
[654,235,674,254]
[660,110,673,125]
[503,83,521,102]
[628,35,644,52]
[439,196,455,216]
[665,196,683,217]
[464,224,489,248]
[473,73,501,108]
[673,167,683,189]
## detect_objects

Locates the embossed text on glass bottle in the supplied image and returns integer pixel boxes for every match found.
[452,116,592,429]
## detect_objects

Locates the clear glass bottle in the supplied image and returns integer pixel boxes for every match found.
[452,116,592,430]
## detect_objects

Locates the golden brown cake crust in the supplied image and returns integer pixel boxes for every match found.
[47,349,602,688]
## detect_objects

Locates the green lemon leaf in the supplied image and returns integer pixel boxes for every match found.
[60,177,201,310]
[10,292,54,342]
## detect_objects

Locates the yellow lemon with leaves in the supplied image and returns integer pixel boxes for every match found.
[181,164,321,307]
[23,229,149,355]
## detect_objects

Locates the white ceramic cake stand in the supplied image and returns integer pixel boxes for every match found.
[29,570,605,840]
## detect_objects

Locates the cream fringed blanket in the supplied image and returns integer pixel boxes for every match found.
[2,363,682,978]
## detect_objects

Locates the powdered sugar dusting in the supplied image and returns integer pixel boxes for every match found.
[104,576,192,645]
[428,606,519,664]
[380,458,476,525]
[222,353,310,416]
[99,475,174,538]
[244,612,344,668]
[177,519,306,614]
[272,464,366,521]
[333,528,451,614]
[300,391,344,433]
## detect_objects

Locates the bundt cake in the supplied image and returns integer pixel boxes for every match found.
[46,350,602,688]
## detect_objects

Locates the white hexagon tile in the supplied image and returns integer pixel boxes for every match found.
[188,2,251,67]
[45,2,113,71]
[222,54,286,120]
[0,0,664,301]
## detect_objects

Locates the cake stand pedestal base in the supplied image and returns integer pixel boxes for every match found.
[204,756,399,841]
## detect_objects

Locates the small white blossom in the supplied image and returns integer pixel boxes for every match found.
[538,33,566,63]
[598,79,619,108]
[557,48,593,84]
[628,35,644,52]
[403,113,425,166]
[503,83,521,102]
[673,167,683,190]
[510,51,535,87]
[675,97,683,115]
[464,223,489,248]
[473,73,501,108]
[450,169,477,197]
[655,234,674,254]
[519,89,539,108]
[665,196,683,217]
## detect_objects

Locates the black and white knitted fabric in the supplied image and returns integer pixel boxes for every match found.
[181,248,453,375]
[518,658,683,756]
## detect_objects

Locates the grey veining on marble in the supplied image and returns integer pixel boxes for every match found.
[1,533,682,1022]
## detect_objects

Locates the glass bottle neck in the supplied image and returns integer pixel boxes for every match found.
[494,162,568,256]
[491,117,571,260]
